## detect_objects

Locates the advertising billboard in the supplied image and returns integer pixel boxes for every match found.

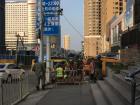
[124,0,134,29]
[36,0,60,36]
[43,0,60,36]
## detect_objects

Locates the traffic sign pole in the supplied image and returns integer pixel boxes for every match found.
[39,0,44,62]
[46,36,50,83]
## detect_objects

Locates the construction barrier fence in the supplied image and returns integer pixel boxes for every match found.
[55,69,83,85]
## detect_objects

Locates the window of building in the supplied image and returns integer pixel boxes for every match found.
[115,2,118,5]
[96,51,98,54]
[119,2,123,6]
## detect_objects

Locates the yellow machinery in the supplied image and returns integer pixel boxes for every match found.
[0,59,16,63]
[101,57,120,77]
[50,58,68,68]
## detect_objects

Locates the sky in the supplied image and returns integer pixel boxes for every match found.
[61,0,84,51]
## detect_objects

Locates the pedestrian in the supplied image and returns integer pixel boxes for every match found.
[32,60,46,90]
[90,58,96,83]
[84,59,91,76]
[82,58,91,81]
[49,67,56,84]
[96,55,103,80]
[77,60,83,81]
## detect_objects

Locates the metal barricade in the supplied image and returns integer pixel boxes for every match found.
[0,79,3,105]
[55,69,83,85]
[0,71,36,105]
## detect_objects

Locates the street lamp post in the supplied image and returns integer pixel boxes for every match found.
[16,34,19,66]
[15,33,26,66]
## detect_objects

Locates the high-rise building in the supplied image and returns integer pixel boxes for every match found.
[63,35,70,50]
[84,0,102,57]
[84,0,126,57]
[113,0,126,15]
[0,0,5,51]
[101,0,126,52]
[5,0,37,50]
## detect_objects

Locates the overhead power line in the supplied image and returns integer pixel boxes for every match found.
[62,15,83,39]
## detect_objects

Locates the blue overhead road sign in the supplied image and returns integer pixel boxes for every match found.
[43,0,60,36]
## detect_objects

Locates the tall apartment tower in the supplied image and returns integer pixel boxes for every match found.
[101,0,126,52]
[84,0,102,57]
[113,0,126,15]
[0,0,5,51]
[63,35,70,50]
[84,0,126,57]
[5,0,37,50]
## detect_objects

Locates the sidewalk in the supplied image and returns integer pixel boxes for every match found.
[17,84,95,105]
[17,90,49,105]
[16,85,52,105]
[36,84,94,105]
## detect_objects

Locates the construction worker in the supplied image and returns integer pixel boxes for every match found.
[55,64,64,81]
[64,70,68,80]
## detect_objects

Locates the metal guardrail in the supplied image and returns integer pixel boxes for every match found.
[125,70,140,105]
[0,71,36,105]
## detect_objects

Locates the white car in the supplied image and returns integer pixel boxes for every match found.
[0,63,25,81]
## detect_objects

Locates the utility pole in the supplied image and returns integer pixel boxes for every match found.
[16,33,19,66]
[15,33,25,66]
[46,36,50,83]
[39,0,44,62]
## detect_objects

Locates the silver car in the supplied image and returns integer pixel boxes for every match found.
[0,63,25,81]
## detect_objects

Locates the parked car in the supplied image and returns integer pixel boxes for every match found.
[0,63,25,82]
